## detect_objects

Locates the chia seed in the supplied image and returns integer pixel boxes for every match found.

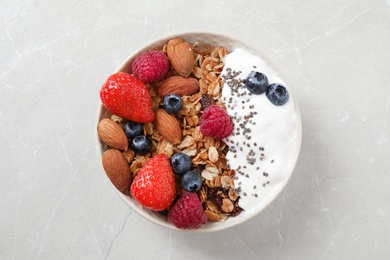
[222,66,275,198]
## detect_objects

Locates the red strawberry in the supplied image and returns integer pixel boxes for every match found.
[100,72,154,123]
[130,154,176,211]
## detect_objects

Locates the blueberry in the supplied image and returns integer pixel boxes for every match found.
[170,153,192,175]
[266,83,289,106]
[245,71,269,94]
[181,171,203,192]
[124,121,143,138]
[163,94,182,114]
[130,135,152,155]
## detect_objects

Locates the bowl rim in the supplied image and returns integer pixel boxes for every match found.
[96,31,302,232]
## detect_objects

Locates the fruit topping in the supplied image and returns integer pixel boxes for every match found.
[100,72,155,123]
[168,192,207,229]
[245,71,268,94]
[181,171,202,192]
[200,94,214,110]
[163,94,183,114]
[130,135,152,155]
[266,83,289,106]
[131,50,169,83]
[170,153,192,176]
[200,105,234,139]
[124,120,143,138]
[130,154,176,211]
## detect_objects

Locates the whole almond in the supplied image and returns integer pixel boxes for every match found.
[98,118,128,151]
[153,109,181,144]
[157,76,199,98]
[167,38,194,78]
[102,149,131,195]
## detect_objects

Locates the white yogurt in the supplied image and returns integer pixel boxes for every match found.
[221,48,299,213]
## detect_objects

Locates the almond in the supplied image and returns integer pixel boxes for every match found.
[102,149,131,195]
[157,76,199,98]
[97,118,128,151]
[153,109,181,144]
[167,38,194,78]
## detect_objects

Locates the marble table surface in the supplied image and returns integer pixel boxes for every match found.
[1,0,389,259]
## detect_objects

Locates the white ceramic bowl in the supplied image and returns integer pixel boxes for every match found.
[96,32,302,232]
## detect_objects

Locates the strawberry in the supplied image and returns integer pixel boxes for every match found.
[130,154,176,211]
[100,72,155,123]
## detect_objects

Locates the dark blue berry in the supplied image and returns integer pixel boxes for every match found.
[124,121,143,138]
[163,94,182,114]
[170,153,192,176]
[245,71,269,94]
[181,171,202,192]
[266,83,289,106]
[130,135,152,155]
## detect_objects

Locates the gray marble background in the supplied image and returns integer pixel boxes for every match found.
[1,0,389,259]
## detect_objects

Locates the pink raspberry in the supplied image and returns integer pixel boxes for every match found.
[168,192,207,229]
[132,50,169,83]
[200,105,234,139]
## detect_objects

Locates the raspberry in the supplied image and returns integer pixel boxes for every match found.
[168,192,207,229]
[200,105,234,139]
[132,50,169,83]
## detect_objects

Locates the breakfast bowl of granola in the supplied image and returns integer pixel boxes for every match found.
[96,32,302,232]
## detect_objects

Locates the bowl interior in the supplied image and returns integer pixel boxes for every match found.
[97,32,302,232]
